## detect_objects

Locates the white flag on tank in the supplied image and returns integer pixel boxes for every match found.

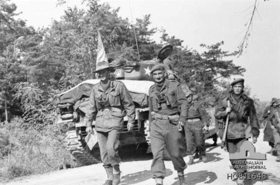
[96,30,108,67]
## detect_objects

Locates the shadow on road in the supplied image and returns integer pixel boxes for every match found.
[192,152,223,165]
[205,144,220,153]
[171,170,217,185]
[119,144,153,162]
[120,169,173,185]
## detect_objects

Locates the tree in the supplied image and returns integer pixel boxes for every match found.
[0,0,37,122]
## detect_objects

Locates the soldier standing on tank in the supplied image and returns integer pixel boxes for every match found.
[215,78,260,185]
[268,99,280,162]
[262,98,277,155]
[149,64,188,185]
[85,60,135,185]
[184,92,209,165]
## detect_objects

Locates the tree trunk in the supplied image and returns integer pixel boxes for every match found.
[5,100,8,124]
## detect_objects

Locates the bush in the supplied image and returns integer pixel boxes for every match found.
[0,117,76,182]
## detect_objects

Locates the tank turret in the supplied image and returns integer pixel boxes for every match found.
[111,45,176,81]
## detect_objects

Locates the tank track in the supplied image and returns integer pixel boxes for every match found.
[64,130,100,166]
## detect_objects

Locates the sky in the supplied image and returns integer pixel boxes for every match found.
[11,0,280,101]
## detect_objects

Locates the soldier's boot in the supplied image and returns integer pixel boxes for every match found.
[155,178,163,185]
[187,155,194,165]
[103,167,113,185]
[112,165,121,185]
[178,172,188,185]
[272,148,278,156]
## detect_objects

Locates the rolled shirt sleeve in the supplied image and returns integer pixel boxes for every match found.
[119,82,135,124]
[85,88,97,127]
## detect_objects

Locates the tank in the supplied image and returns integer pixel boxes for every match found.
[56,45,216,165]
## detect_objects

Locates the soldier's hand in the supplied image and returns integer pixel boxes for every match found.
[202,125,209,133]
[178,121,184,127]
[177,121,184,131]
[86,126,93,133]
[225,107,231,114]
[252,137,257,144]
[127,122,134,132]
[271,125,275,130]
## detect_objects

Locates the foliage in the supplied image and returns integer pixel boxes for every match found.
[0,118,75,181]
[0,0,247,126]
[0,0,36,121]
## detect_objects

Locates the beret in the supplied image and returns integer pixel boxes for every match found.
[150,64,166,74]
[231,78,244,86]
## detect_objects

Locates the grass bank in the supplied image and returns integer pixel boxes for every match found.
[0,117,75,182]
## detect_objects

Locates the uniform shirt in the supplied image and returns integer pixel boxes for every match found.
[85,80,135,132]
[215,92,259,139]
[187,101,209,126]
[148,80,187,123]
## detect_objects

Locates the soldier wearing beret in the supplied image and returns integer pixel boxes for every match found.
[215,78,260,185]
[184,91,209,165]
[85,60,135,185]
[148,64,187,185]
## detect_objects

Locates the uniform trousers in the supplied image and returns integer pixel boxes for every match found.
[185,120,205,156]
[150,118,186,178]
[226,138,247,173]
[97,130,121,168]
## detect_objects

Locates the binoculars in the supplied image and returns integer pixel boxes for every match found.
[156,93,171,109]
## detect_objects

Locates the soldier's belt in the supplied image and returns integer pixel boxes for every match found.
[99,107,122,112]
[187,118,201,122]
[151,112,179,121]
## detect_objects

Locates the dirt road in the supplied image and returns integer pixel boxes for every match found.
[3,130,280,185]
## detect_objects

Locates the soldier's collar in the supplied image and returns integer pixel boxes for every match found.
[97,80,114,92]
[159,79,169,91]
[109,81,116,92]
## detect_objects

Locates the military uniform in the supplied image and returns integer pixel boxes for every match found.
[149,64,187,185]
[185,95,209,162]
[215,79,260,176]
[262,99,277,149]
[85,80,135,185]
[268,99,280,161]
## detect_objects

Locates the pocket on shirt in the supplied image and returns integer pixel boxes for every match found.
[109,91,121,106]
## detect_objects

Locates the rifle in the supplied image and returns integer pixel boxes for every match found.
[222,100,231,144]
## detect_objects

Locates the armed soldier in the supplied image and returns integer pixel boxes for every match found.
[85,60,135,185]
[184,92,209,165]
[268,99,280,162]
[262,98,277,154]
[149,64,187,185]
[215,78,260,185]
